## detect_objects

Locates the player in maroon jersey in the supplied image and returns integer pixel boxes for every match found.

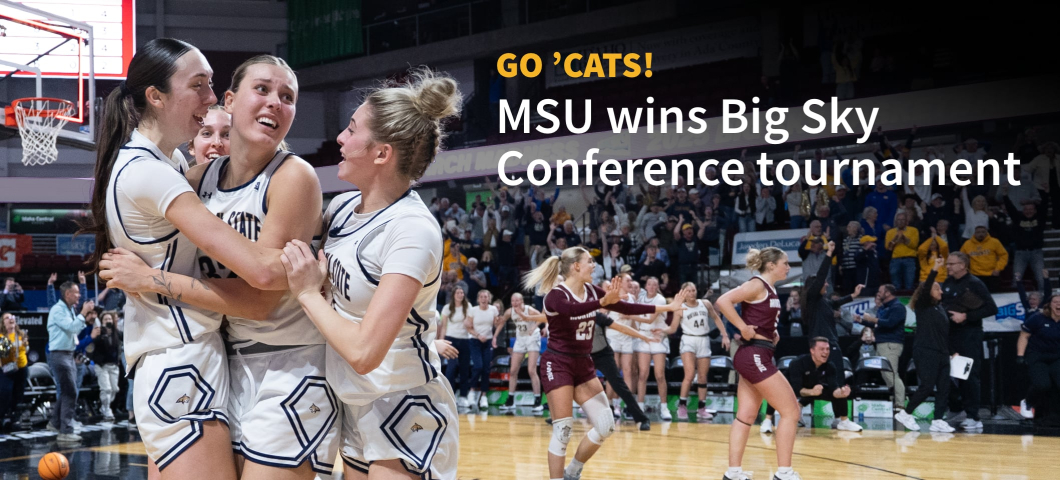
[523,246,685,480]
[715,246,803,480]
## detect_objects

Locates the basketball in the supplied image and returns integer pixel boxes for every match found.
[37,452,69,480]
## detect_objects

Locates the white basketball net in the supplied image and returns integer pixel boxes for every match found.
[13,98,75,166]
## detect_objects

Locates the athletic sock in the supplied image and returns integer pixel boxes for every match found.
[505,395,514,406]
[725,466,742,478]
[775,466,794,479]
[534,395,542,405]
[565,458,585,477]
[679,397,688,406]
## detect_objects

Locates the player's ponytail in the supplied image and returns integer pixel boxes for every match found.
[82,38,196,272]
[745,246,785,274]
[523,247,589,293]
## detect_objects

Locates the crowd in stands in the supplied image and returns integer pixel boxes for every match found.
[428,124,1060,425]
[0,272,128,438]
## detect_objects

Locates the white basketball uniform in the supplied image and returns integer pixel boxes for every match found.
[678,300,713,358]
[634,293,670,355]
[605,293,636,354]
[323,190,458,479]
[106,130,227,469]
[511,306,542,354]
[196,153,339,474]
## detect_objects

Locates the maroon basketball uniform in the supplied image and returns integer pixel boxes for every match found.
[539,283,656,392]
[733,275,782,384]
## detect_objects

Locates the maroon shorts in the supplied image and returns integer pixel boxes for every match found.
[540,350,597,393]
[733,343,779,384]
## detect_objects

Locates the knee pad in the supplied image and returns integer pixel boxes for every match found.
[549,417,574,456]
[582,391,615,445]
[696,383,708,391]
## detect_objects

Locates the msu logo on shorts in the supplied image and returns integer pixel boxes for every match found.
[411,423,424,433]
[309,403,321,414]
[176,394,191,404]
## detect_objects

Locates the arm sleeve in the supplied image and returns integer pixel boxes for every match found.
[877,303,906,330]
[806,253,832,301]
[913,270,940,310]
[965,281,999,323]
[116,160,195,218]
[994,241,1009,271]
[595,312,614,328]
[380,215,443,285]
[544,289,601,318]
[46,285,56,306]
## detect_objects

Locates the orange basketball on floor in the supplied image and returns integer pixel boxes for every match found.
[38,452,69,480]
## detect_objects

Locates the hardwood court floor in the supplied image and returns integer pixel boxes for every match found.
[0,415,1055,479]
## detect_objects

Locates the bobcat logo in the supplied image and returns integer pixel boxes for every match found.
[176,394,191,405]
[562,425,572,438]
[411,423,424,433]
[309,404,321,414]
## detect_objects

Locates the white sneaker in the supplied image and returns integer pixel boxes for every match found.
[613,404,622,418]
[457,396,469,408]
[836,419,863,432]
[532,404,545,413]
[659,406,672,421]
[894,411,920,431]
[723,471,754,480]
[960,418,983,430]
[478,393,489,409]
[1019,399,1035,419]
[929,419,956,433]
[56,433,82,442]
[760,417,774,433]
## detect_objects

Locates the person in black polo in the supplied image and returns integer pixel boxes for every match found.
[786,337,862,432]
[940,251,997,430]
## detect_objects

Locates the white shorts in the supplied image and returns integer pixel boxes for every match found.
[679,335,712,358]
[512,333,542,354]
[133,331,229,470]
[228,344,340,475]
[340,376,459,479]
[606,329,634,354]
[634,335,670,355]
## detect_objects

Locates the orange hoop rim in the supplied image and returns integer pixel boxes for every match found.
[12,97,77,117]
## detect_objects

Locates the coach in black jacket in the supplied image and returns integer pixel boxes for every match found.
[940,252,998,430]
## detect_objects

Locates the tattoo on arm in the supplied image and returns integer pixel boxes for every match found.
[152,272,211,302]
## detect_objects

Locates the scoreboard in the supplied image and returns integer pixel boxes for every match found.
[0,0,135,78]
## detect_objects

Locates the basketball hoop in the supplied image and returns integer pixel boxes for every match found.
[8,97,75,166]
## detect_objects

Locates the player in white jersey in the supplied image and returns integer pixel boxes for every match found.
[664,282,729,421]
[633,277,673,420]
[499,292,546,411]
[280,68,462,479]
[186,56,337,479]
[94,48,316,479]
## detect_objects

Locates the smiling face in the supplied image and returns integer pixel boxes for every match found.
[336,105,380,185]
[151,49,216,144]
[225,63,297,153]
[190,108,231,164]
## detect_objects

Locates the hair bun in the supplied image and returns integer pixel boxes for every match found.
[410,69,462,121]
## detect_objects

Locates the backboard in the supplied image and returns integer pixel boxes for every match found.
[0,0,136,148]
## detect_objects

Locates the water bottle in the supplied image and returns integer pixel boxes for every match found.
[858,411,864,422]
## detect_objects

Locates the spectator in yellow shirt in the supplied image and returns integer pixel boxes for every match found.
[886,212,920,290]
[1,312,28,426]
[443,243,469,281]
[961,226,1008,291]
[917,228,949,283]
